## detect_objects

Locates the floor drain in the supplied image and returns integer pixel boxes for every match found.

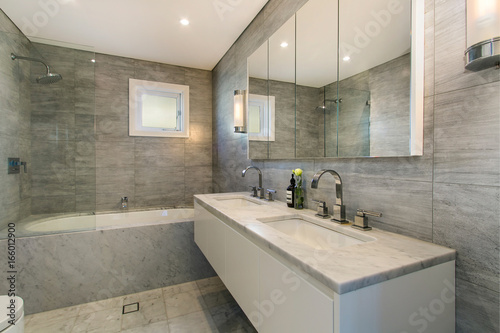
[122,302,139,314]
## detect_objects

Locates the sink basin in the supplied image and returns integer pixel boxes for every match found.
[216,197,262,208]
[259,216,370,250]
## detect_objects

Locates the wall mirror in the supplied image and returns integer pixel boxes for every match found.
[247,0,424,159]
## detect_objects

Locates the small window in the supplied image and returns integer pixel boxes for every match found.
[248,94,275,141]
[129,79,189,137]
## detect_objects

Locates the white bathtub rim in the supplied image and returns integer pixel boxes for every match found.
[0,208,194,239]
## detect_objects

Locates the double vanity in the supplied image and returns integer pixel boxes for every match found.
[194,192,456,333]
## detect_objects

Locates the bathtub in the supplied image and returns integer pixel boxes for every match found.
[0,206,215,315]
[1,208,194,238]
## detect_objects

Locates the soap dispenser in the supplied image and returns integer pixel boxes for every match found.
[286,174,295,207]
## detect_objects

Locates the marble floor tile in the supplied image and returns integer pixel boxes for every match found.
[164,287,207,319]
[168,310,219,333]
[198,276,236,308]
[120,320,170,333]
[209,301,257,333]
[27,304,80,327]
[121,297,168,331]
[123,287,163,304]
[78,296,124,316]
[23,277,254,333]
[25,316,76,333]
[72,308,122,333]
[163,281,199,297]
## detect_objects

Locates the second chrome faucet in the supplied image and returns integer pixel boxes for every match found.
[242,166,265,199]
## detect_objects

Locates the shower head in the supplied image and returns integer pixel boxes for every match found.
[36,72,63,84]
[11,53,62,84]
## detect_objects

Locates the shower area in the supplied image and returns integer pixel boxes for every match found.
[0,27,97,237]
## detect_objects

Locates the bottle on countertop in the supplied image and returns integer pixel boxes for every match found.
[286,174,296,208]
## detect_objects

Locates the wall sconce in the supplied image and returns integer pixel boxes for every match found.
[465,0,500,71]
[234,90,247,133]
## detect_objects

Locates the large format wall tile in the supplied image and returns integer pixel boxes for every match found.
[434,81,500,186]
[433,183,499,293]
[93,52,212,211]
[456,278,499,333]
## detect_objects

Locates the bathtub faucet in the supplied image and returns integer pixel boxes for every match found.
[121,197,128,209]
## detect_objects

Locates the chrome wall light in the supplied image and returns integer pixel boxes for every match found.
[465,0,500,71]
[234,89,247,133]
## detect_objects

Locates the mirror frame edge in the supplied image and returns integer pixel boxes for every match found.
[410,0,425,156]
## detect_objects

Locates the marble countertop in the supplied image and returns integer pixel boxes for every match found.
[194,192,456,295]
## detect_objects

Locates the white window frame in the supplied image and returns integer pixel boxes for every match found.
[248,94,275,141]
[129,78,189,137]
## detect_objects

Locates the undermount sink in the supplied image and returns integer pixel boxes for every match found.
[258,215,372,250]
[215,196,263,208]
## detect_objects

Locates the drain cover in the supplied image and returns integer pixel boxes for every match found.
[122,302,139,314]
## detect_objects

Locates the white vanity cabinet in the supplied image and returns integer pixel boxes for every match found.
[194,202,227,281]
[258,250,334,332]
[194,198,455,333]
[195,202,334,332]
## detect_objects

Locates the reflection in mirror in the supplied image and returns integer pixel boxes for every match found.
[248,15,296,159]
[248,41,269,159]
[247,0,423,159]
[337,0,411,156]
[296,0,338,158]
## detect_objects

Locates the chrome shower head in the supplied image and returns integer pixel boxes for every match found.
[11,53,62,84]
[36,72,63,84]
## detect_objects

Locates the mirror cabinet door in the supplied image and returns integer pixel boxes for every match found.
[248,41,270,159]
[296,0,339,158]
[338,0,412,157]
[268,15,296,159]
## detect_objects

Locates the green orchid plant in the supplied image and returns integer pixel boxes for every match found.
[292,168,304,209]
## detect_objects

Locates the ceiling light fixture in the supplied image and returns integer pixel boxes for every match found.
[280,42,288,48]
[343,56,351,62]
[180,19,190,26]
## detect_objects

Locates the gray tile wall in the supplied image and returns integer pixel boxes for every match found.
[0,221,216,315]
[212,0,499,331]
[30,43,96,215]
[94,53,213,211]
[0,10,31,230]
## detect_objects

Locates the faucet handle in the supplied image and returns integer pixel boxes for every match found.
[266,189,276,201]
[249,186,257,197]
[312,200,329,218]
[353,209,382,231]
[356,209,382,218]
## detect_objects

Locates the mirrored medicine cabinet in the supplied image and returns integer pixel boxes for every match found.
[247,0,424,159]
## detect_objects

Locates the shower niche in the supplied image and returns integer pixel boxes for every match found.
[247,0,424,159]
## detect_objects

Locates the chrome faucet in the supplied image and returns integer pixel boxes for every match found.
[242,166,265,199]
[121,197,128,209]
[311,169,347,223]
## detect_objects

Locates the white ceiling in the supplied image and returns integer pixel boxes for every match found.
[249,0,411,88]
[0,0,269,70]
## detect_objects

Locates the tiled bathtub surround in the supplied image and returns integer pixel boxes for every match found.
[212,0,499,332]
[0,220,216,315]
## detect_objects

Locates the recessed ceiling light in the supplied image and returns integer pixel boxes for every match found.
[91,59,96,63]
[180,19,190,26]
[343,56,351,62]
[280,42,288,48]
